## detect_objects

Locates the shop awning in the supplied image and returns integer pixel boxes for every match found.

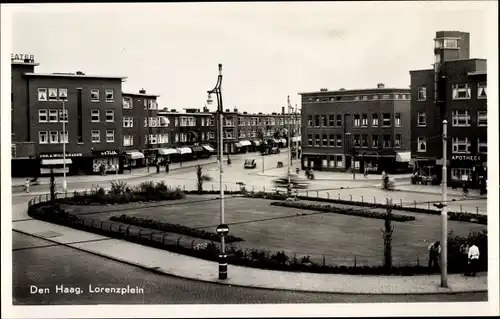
[191,146,204,153]
[41,158,72,165]
[126,151,145,159]
[235,142,242,148]
[158,148,178,156]
[239,140,252,147]
[202,144,215,152]
[177,147,192,155]
[158,116,170,126]
[396,152,411,162]
[253,141,261,147]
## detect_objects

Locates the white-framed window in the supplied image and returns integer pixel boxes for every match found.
[180,133,187,142]
[106,110,114,122]
[38,109,48,122]
[90,89,100,102]
[417,86,427,101]
[353,134,361,147]
[477,110,487,126]
[144,99,148,110]
[59,109,68,122]
[106,130,115,143]
[49,131,59,144]
[174,118,179,126]
[307,134,313,146]
[417,137,426,152]
[452,110,470,127]
[91,130,100,143]
[395,113,401,127]
[361,114,368,127]
[328,134,335,147]
[353,114,360,127]
[158,133,169,144]
[372,113,379,126]
[314,134,320,147]
[362,96,368,100]
[336,155,344,168]
[335,135,342,147]
[477,82,487,99]
[91,109,100,122]
[209,117,214,126]
[372,135,379,148]
[58,88,68,100]
[452,137,471,154]
[49,109,58,122]
[149,117,158,127]
[123,97,133,109]
[144,117,148,127]
[395,134,401,148]
[38,88,47,101]
[59,130,68,143]
[149,134,158,144]
[372,95,379,100]
[452,84,471,100]
[123,116,133,127]
[451,168,472,182]
[394,94,400,99]
[201,118,205,126]
[148,100,157,110]
[208,132,215,140]
[105,89,114,102]
[354,96,360,101]
[417,112,426,126]
[48,88,58,101]
[477,137,487,153]
[382,94,390,99]
[322,134,328,147]
[38,131,48,144]
[382,113,391,126]
[123,135,134,146]
[307,115,313,127]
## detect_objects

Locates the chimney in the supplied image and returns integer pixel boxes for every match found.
[243,111,248,115]
[320,88,328,92]
[139,88,146,94]
[377,83,385,89]
[282,107,285,114]
[225,109,230,112]
[171,109,176,113]
[76,71,85,75]
[203,106,208,112]
[234,108,238,112]
[339,88,345,91]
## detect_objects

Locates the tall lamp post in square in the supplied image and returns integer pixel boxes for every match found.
[207,63,228,280]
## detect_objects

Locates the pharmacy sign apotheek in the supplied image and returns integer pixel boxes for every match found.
[11,53,35,62]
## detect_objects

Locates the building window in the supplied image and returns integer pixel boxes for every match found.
[477,82,487,99]
[336,114,342,127]
[105,130,114,143]
[180,133,187,142]
[451,168,472,182]
[395,113,401,127]
[208,132,215,140]
[362,96,368,100]
[382,113,391,126]
[144,117,148,127]
[417,112,426,126]
[394,94,400,99]
[452,137,471,154]
[372,95,379,100]
[477,137,487,153]
[307,134,313,146]
[59,109,68,122]
[123,135,134,146]
[328,115,335,127]
[58,88,68,100]
[372,135,379,148]
[328,134,335,147]
[105,89,114,102]
[382,94,390,99]
[314,134,320,147]
[321,116,327,127]
[90,89,99,102]
[336,135,342,147]
[59,130,68,143]
[322,134,328,147]
[49,131,59,144]
[144,99,148,110]
[361,135,368,148]
[38,88,47,101]
[371,113,379,127]
[452,110,470,126]
[123,116,133,127]
[91,109,100,122]
[452,84,471,100]
[149,117,158,127]
[49,109,58,122]
[91,130,100,143]
[314,115,320,127]
[38,109,48,122]
[417,86,427,101]
[38,131,48,144]
[417,137,426,152]
[361,114,368,127]
[149,134,158,144]
[353,134,360,147]
[353,114,360,127]
[477,110,487,126]
[123,97,132,109]
[383,135,391,148]
[106,110,115,122]
[395,134,401,148]
[48,88,58,101]
[354,96,360,101]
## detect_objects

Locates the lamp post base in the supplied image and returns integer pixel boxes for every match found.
[62,180,67,193]
[218,254,228,280]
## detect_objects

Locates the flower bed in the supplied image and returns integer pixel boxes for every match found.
[109,214,244,243]
[270,201,416,222]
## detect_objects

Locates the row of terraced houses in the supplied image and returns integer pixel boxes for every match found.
[10,56,301,176]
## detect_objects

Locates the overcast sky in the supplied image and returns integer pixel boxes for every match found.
[7,1,495,113]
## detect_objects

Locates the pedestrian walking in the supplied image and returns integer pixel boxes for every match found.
[24,178,30,193]
[467,242,480,277]
[166,161,170,173]
[363,167,368,178]
[462,180,469,198]
[227,156,232,166]
[428,241,441,271]
[460,242,470,274]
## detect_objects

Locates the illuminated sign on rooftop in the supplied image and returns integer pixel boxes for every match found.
[11,53,35,63]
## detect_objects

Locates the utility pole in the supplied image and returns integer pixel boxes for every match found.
[441,119,448,287]
[287,96,292,196]
[61,98,67,193]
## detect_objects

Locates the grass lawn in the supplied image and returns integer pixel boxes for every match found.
[66,196,486,267]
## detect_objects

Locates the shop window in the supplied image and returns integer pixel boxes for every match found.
[452,110,470,127]
[91,109,100,122]
[49,131,59,144]
[452,137,471,154]
[354,96,360,101]
[91,130,100,143]
[452,84,471,100]
[39,131,48,144]
[417,86,427,101]
[477,110,487,126]
[105,89,114,102]
[451,168,472,181]
[90,89,100,102]
[48,88,58,101]
[477,82,487,99]
[336,155,344,168]
[417,137,426,152]
[372,114,379,126]
[38,109,48,122]
[38,88,47,101]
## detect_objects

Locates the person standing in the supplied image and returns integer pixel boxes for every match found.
[428,241,441,271]
[460,243,470,275]
[24,178,30,193]
[467,242,480,277]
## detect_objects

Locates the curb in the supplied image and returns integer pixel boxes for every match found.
[12,228,488,296]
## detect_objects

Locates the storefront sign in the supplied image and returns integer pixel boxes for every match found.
[40,153,82,158]
[97,150,118,156]
[11,53,35,62]
[451,155,482,161]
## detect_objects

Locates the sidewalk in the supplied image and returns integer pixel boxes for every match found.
[13,217,487,295]
[394,183,486,199]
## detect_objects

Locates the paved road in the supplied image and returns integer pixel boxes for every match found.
[12,232,486,305]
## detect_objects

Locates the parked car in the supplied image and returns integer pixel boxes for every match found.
[244,159,257,169]
[270,147,280,154]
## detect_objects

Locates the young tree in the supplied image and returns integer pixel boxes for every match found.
[196,165,203,194]
[381,199,394,271]
[49,168,56,202]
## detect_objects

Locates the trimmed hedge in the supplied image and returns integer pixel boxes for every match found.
[270,201,416,222]
[110,214,244,243]
[183,190,242,195]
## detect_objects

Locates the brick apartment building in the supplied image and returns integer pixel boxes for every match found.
[299,85,411,173]
[410,31,487,187]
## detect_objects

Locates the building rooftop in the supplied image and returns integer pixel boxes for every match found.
[11,62,40,67]
[298,87,410,95]
[23,72,127,80]
[123,92,160,97]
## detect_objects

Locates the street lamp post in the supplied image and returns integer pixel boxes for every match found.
[207,63,228,280]
[287,96,292,195]
[441,119,448,287]
[61,98,67,193]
